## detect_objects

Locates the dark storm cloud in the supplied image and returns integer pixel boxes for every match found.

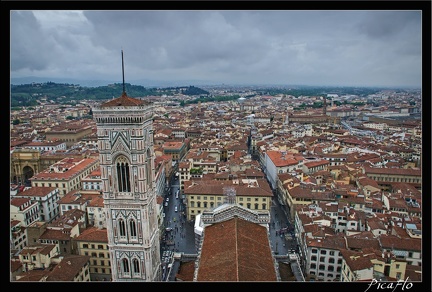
[10,10,422,87]
[10,11,50,72]
[356,11,420,39]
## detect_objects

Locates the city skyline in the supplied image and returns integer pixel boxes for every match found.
[10,9,423,88]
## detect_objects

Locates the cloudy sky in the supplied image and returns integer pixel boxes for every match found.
[10,10,422,88]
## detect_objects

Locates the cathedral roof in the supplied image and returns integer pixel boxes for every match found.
[196,216,277,281]
[100,92,150,107]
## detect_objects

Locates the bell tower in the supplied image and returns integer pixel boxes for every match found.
[92,51,161,281]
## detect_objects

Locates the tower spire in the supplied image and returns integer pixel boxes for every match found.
[121,49,126,95]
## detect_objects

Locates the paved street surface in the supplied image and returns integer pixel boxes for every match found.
[161,178,299,281]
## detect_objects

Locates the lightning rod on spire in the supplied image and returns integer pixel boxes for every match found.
[121,49,126,95]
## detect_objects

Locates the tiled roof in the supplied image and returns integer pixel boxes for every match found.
[46,255,91,281]
[378,234,421,251]
[196,217,277,281]
[19,186,57,197]
[86,195,104,207]
[31,158,98,181]
[363,165,421,176]
[175,261,195,281]
[39,228,72,241]
[10,197,31,207]
[185,179,272,197]
[346,235,380,250]
[100,92,150,107]
[266,150,303,167]
[16,268,50,281]
[75,226,108,242]
[340,249,374,272]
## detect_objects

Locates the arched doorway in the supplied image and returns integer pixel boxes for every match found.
[22,166,34,186]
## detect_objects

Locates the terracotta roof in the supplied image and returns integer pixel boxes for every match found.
[10,197,31,207]
[16,268,50,281]
[18,186,57,197]
[266,150,303,167]
[39,228,72,241]
[175,261,195,281]
[378,234,421,251]
[100,92,150,107]
[31,158,98,181]
[75,226,108,242]
[346,235,380,250]
[185,179,272,197]
[46,255,91,281]
[196,217,277,281]
[340,249,374,272]
[21,244,57,256]
[363,165,421,176]
[86,195,104,207]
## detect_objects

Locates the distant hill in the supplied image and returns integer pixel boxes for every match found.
[10,82,210,107]
[10,76,219,88]
[10,76,117,88]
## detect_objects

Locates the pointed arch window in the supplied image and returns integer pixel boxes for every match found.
[118,218,126,237]
[122,258,130,273]
[129,219,137,238]
[132,258,140,274]
[116,156,131,192]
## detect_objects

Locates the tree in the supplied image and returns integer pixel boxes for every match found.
[13,119,20,125]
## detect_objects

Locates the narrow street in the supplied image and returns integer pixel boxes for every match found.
[268,196,298,255]
[160,177,196,256]
[160,178,299,280]
[161,180,298,254]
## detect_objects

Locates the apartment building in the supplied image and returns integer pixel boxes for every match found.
[75,227,111,281]
[13,186,60,223]
[57,190,90,215]
[339,249,375,281]
[293,199,422,282]
[18,244,60,271]
[22,140,67,152]
[30,157,99,197]
[38,208,86,255]
[154,155,167,198]
[183,178,273,221]
[264,150,304,189]
[163,141,187,162]
[379,234,422,266]
[15,254,91,282]
[81,168,102,192]
[10,197,40,228]
[45,124,93,148]
[305,236,346,281]
[84,194,106,229]
[11,220,27,251]
[362,165,422,190]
